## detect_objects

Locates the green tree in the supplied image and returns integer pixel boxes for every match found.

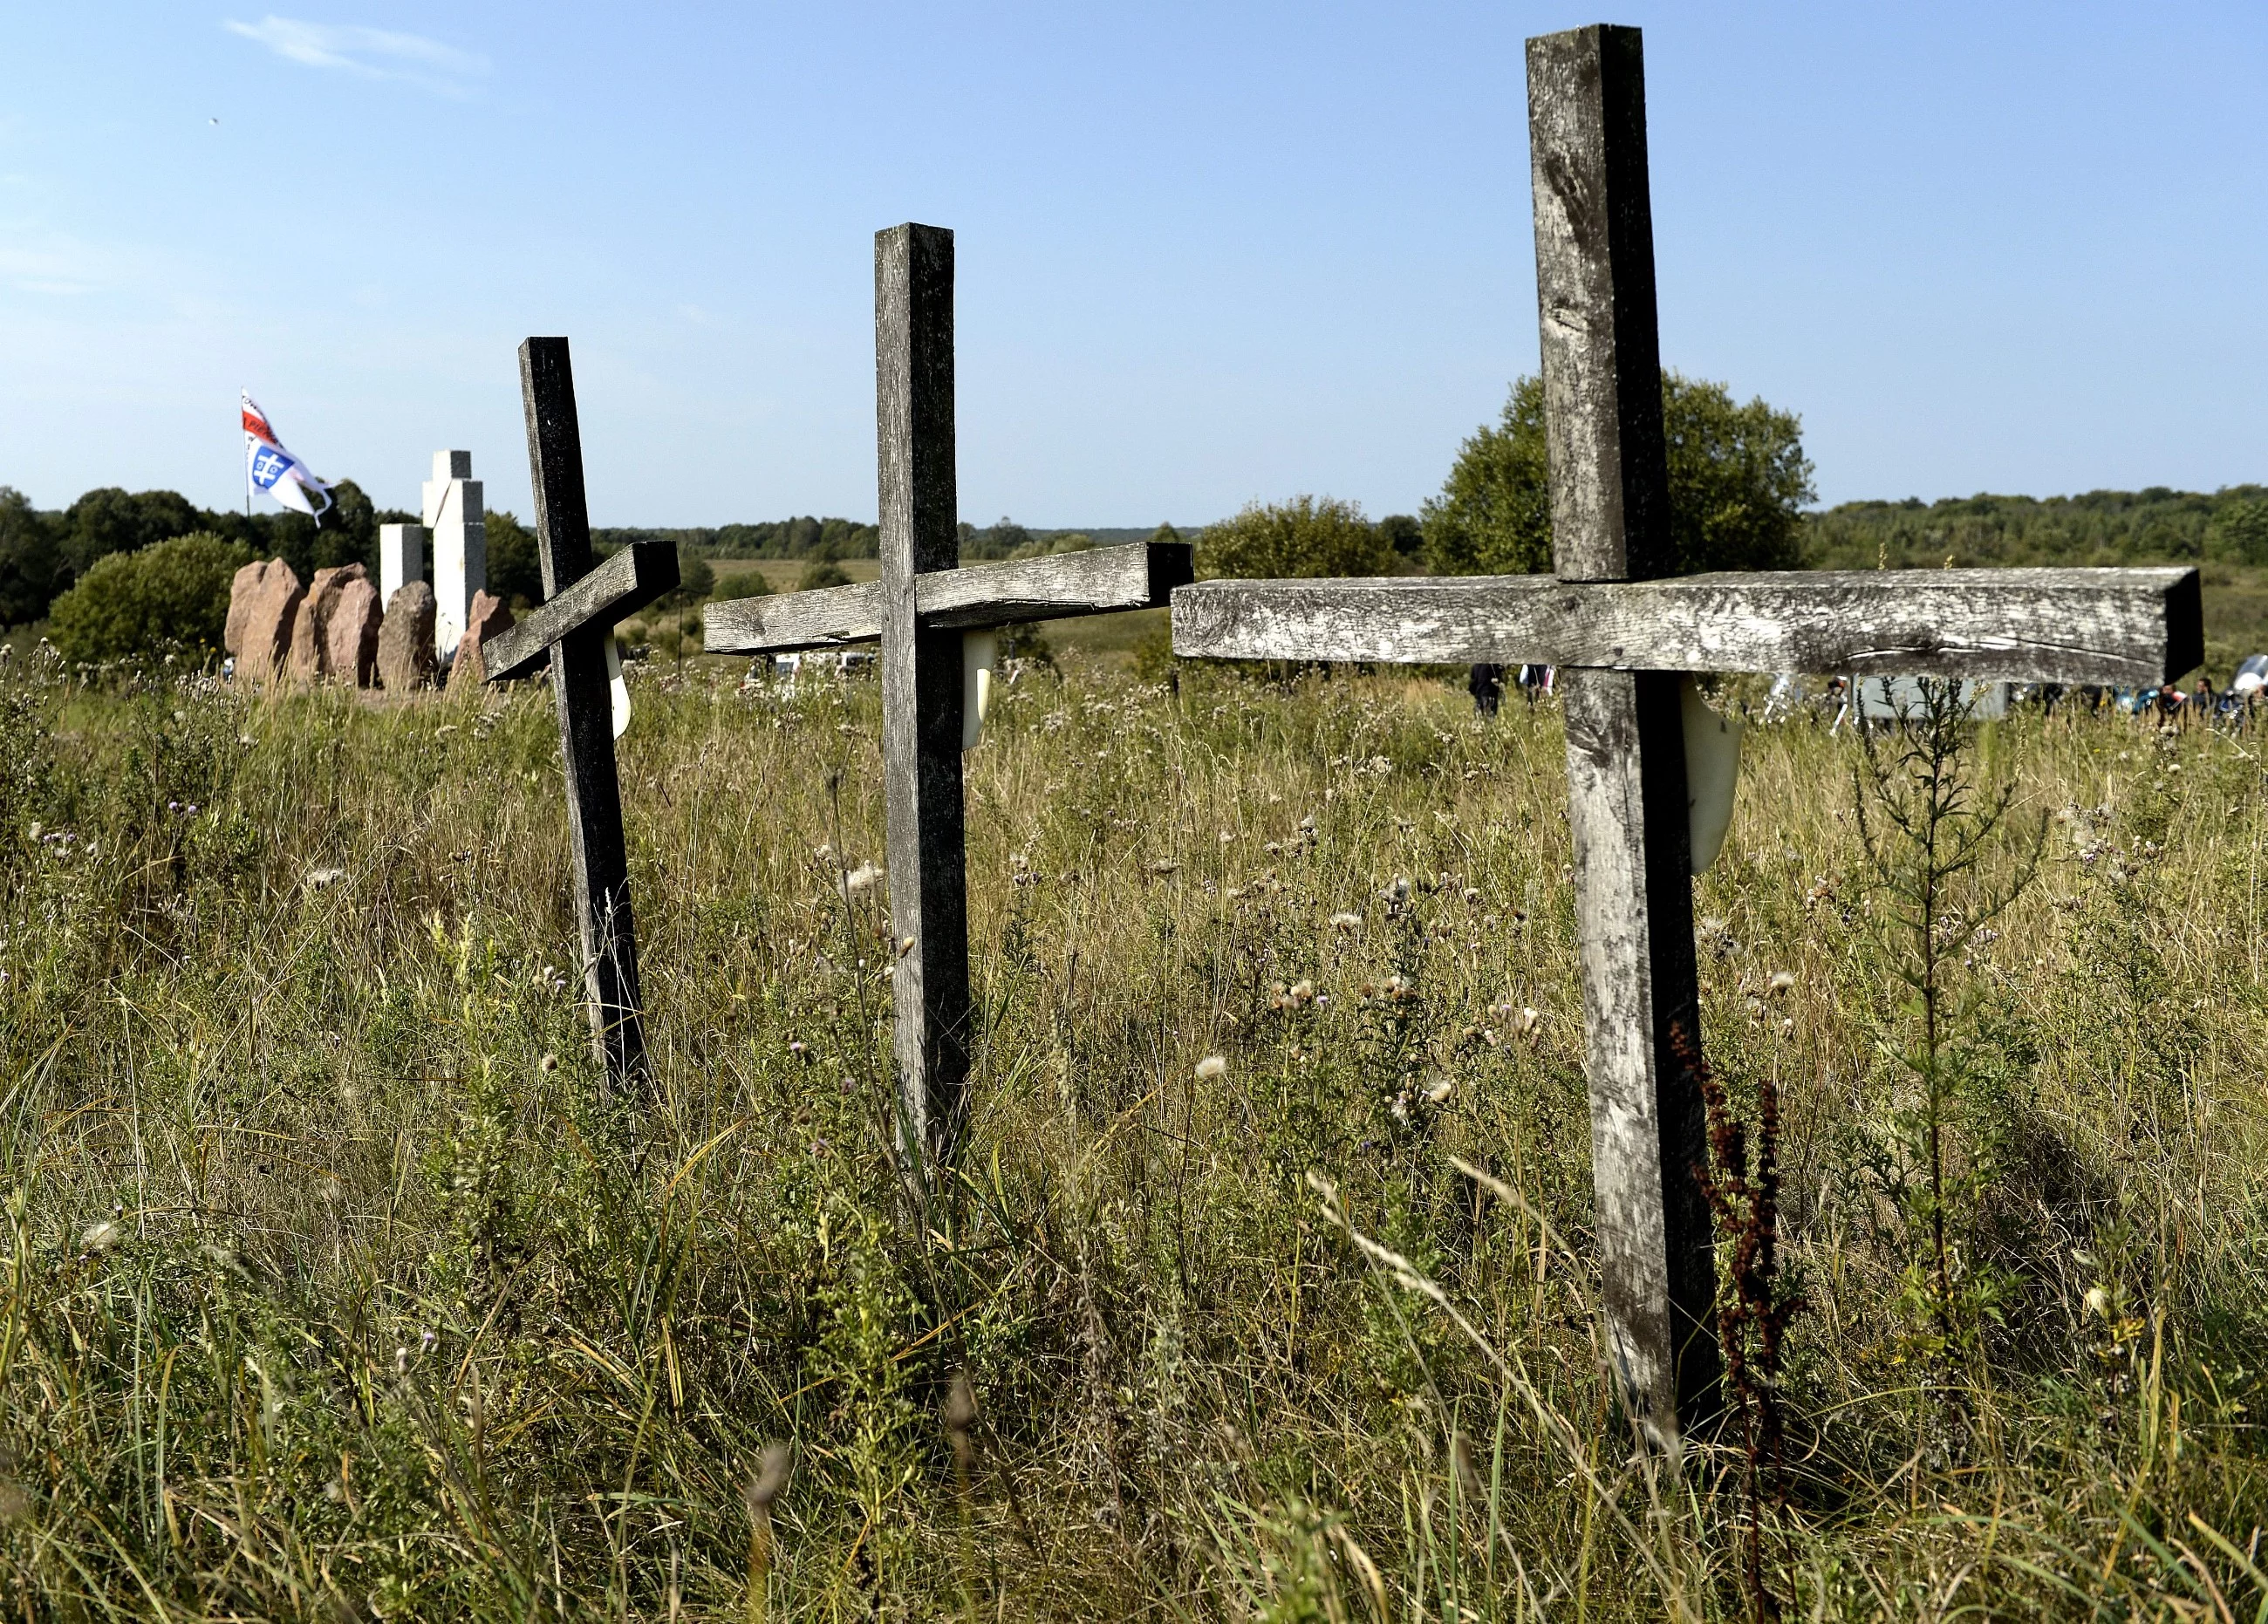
[963,517,1034,561]
[1423,372,1814,577]
[1198,495,1394,579]
[485,510,543,607]
[2208,499,2268,565]
[799,560,852,590]
[1377,513,1424,563]
[272,477,379,577]
[712,567,774,601]
[47,532,253,665]
[0,488,65,626]
[59,487,202,578]
[657,554,716,609]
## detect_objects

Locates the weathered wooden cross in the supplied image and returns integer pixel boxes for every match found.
[1170,24,2203,1455]
[482,336,681,1097]
[703,224,1194,1172]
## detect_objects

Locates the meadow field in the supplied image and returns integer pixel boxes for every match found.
[3,638,2265,1621]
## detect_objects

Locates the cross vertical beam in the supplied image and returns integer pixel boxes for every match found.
[1529,24,1718,1451]
[876,224,972,1170]
[519,336,650,1097]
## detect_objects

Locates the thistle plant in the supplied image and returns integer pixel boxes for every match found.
[1851,678,2042,1363]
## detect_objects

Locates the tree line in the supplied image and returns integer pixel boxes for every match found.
[1806,486,2268,570]
[0,481,406,628]
[10,372,2265,661]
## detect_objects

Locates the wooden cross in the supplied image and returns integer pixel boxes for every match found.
[703,224,1193,1173]
[1170,24,2203,1456]
[482,336,682,1098]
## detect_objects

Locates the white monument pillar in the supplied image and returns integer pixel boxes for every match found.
[379,522,427,604]
[423,450,486,662]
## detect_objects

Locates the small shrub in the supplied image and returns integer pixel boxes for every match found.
[714,568,775,601]
[657,554,716,609]
[47,531,253,665]
[1198,495,1392,580]
[798,560,852,591]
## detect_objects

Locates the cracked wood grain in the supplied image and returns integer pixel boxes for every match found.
[1171,568,2200,687]
[519,336,649,1099]
[875,223,971,1175]
[702,541,1193,657]
[482,541,680,684]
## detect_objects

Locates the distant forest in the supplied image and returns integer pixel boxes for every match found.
[10,475,2268,633]
[588,517,1175,562]
[1805,486,2268,570]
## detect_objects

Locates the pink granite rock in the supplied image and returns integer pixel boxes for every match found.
[325,573,382,686]
[446,590,516,694]
[377,581,438,692]
[287,563,372,684]
[229,560,303,685]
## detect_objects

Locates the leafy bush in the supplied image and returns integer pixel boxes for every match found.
[1197,495,1394,579]
[712,568,775,600]
[47,531,254,665]
[798,560,851,590]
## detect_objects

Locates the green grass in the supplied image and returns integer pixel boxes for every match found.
[3,652,2268,1619]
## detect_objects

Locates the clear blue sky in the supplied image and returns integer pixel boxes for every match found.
[3,3,2264,528]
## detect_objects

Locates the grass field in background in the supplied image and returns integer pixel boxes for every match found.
[3,650,2267,1618]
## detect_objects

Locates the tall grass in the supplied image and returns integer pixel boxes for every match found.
[2,644,2265,1619]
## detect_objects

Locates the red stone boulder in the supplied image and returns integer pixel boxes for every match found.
[446,590,517,695]
[325,572,383,686]
[227,560,303,686]
[377,581,439,692]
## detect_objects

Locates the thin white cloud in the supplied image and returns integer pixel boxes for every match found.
[223,17,486,93]
[0,222,118,297]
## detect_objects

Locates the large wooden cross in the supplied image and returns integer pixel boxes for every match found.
[1171,24,2203,1455]
[482,337,681,1098]
[703,225,1193,1173]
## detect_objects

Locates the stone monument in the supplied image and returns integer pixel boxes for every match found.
[377,582,439,692]
[423,450,486,665]
[380,521,426,604]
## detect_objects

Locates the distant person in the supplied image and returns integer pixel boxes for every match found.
[1468,663,1503,716]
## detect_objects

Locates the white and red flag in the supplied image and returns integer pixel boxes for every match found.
[241,392,333,521]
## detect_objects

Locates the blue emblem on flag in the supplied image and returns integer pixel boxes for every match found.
[249,445,296,491]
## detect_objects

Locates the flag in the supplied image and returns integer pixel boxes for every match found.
[242,392,333,521]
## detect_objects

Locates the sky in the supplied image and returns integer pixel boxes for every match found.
[2,3,2265,529]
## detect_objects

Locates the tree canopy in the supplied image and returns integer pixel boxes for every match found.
[1422,372,1814,577]
[0,488,65,627]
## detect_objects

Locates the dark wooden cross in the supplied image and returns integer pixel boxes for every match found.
[482,336,681,1098]
[1170,24,2203,1456]
[703,224,1193,1174]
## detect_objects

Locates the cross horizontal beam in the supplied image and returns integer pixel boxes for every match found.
[702,540,1193,657]
[1172,566,2203,687]
[482,541,681,683]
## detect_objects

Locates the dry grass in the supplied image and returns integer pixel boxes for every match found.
[3,645,2266,1621]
